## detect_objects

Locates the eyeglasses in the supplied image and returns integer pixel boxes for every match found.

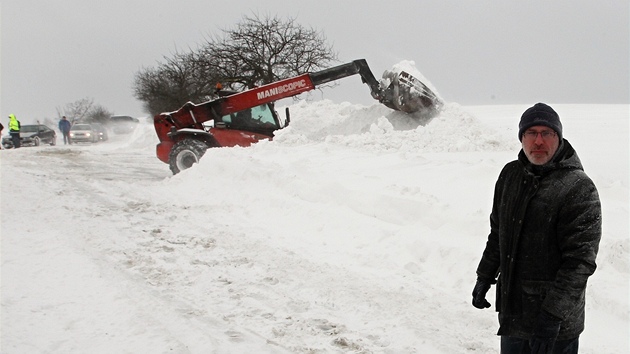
[522,130,557,141]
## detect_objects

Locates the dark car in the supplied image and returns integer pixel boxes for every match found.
[91,123,109,141]
[110,115,139,134]
[69,123,100,143]
[2,124,57,148]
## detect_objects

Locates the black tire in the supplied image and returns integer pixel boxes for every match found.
[50,136,56,146]
[169,139,209,174]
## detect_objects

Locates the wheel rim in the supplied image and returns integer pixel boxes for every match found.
[175,150,199,171]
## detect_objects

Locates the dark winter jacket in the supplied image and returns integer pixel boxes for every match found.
[476,139,601,340]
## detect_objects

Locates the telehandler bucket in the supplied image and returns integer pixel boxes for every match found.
[308,59,441,116]
[379,69,442,115]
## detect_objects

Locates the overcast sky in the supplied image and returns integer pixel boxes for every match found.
[2,0,628,122]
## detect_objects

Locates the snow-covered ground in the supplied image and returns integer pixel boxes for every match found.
[1,101,628,353]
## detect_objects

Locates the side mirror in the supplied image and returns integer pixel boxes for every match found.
[284,107,291,127]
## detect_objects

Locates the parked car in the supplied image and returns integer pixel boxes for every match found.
[91,123,109,141]
[2,124,57,148]
[110,115,139,134]
[69,123,100,143]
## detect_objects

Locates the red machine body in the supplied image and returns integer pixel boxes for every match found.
[154,73,316,166]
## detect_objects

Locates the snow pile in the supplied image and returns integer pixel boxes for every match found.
[273,100,517,153]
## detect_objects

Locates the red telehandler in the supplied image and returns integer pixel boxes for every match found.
[153,59,441,174]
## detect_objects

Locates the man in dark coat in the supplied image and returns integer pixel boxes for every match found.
[59,116,72,145]
[472,103,601,354]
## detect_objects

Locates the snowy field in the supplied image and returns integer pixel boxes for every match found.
[1,101,628,353]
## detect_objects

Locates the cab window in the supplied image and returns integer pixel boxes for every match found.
[251,105,277,126]
[220,104,277,129]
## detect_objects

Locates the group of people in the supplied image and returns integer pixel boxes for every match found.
[1,104,602,353]
[1,114,73,148]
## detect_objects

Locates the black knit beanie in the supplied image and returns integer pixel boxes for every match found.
[518,103,562,141]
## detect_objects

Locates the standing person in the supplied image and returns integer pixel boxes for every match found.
[8,114,21,148]
[471,103,601,354]
[59,116,72,145]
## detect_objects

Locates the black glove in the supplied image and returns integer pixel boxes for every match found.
[471,278,492,309]
[530,311,562,354]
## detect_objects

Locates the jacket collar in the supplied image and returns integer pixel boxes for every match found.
[518,139,583,176]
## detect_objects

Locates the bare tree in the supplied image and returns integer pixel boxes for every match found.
[134,51,220,116]
[133,14,337,116]
[201,14,337,90]
[88,105,114,124]
[56,98,113,124]
[57,98,94,123]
